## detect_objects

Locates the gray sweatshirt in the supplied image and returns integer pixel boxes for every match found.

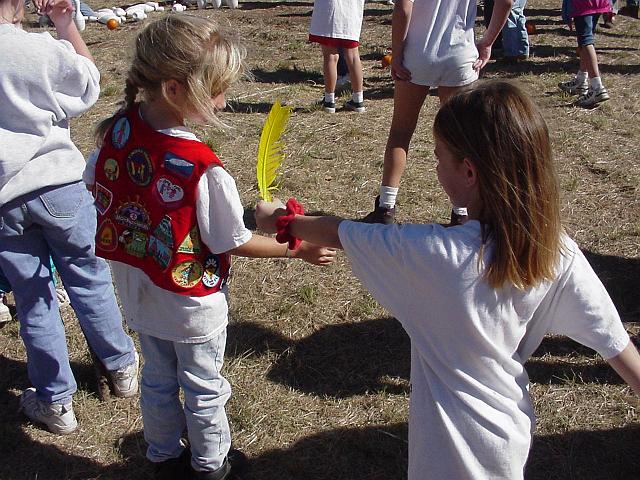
[0,24,100,206]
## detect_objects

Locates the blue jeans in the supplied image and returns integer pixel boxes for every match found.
[0,181,135,404]
[574,14,600,46]
[0,257,59,294]
[502,0,529,57]
[139,330,231,472]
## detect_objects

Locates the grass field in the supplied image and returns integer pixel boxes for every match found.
[1,1,639,479]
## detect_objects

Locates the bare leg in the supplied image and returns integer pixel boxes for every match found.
[437,85,466,105]
[343,46,364,93]
[321,45,339,94]
[381,81,430,188]
[580,44,600,79]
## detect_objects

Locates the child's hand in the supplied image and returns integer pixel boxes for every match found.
[473,37,492,72]
[39,0,75,28]
[291,241,336,266]
[255,199,286,234]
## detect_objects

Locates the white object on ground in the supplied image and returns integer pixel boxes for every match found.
[172,3,187,11]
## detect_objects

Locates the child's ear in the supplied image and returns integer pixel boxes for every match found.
[161,79,184,102]
[462,157,478,187]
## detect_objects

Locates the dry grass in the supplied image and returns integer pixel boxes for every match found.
[1,0,639,478]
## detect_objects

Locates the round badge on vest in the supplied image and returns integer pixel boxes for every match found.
[126,149,154,187]
[171,260,204,289]
[202,254,223,288]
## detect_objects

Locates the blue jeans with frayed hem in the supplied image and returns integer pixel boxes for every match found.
[0,181,135,404]
[139,330,231,473]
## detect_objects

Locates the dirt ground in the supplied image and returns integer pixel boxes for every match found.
[1,1,639,479]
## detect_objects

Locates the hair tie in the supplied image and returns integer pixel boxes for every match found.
[275,198,305,250]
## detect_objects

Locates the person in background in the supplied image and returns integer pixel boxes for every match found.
[0,0,139,435]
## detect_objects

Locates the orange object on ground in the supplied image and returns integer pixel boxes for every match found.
[381,54,392,68]
[107,18,119,30]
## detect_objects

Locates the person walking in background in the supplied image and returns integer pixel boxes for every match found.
[0,0,138,435]
[559,0,612,107]
[309,0,367,113]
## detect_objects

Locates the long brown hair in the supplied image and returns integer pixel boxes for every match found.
[433,81,562,289]
[95,14,245,145]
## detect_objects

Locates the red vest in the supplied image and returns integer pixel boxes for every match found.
[94,105,230,296]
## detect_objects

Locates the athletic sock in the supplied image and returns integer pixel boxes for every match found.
[590,76,604,91]
[352,91,364,103]
[379,186,399,209]
[324,92,335,104]
[576,70,588,83]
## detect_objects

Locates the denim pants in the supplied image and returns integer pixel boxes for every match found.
[502,0,529,57]
[139,330,231,472]
[0,257,59,294]
[0,181,135,404]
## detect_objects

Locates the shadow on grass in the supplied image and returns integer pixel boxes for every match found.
[251,66,323,85]
[227,317,411,398]
[526,424,640,480]
[245,423,408,480]
[0,355,151,480]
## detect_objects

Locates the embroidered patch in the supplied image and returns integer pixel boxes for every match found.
[94,182,113,215]
[164,152,195,179]
[112,117,131,149]
[96,219,118,252]
[103,158,120,181]
[153,215,174,247]
[202,254,223,288]
[126,149,154,187]
[171,260,203,289]
[156,177,184,204]
[114,199,151,231]
[148,236,172,270]
[119,229,148,258]
[177,226,202,254]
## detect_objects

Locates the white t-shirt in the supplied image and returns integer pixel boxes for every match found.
[309,0,366,41]
[403,0,479,87]
[338,219,629,480]
[0,24,100,206]
[85,128,252,343]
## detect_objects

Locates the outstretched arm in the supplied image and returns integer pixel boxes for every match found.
[606,340,640,394]
[228,233,336,266]
[390,0,413,81]
[255,200,345,250]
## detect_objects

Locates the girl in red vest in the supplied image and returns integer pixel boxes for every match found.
[86,15,335,480]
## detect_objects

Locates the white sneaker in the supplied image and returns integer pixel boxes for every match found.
[20,388,78,435]
[558,77,588,95]
[576,87,610,107]
[109,352,139,398]
[0,298,11,325]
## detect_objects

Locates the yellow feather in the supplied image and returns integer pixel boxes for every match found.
[256,100,293,202]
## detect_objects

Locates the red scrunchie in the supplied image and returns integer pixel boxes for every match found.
[275,198,305,250]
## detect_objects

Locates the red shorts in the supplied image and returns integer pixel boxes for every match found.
[309,34,359,49]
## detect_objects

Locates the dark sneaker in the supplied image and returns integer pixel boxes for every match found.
[19,388,78,435]
[154,448,192,480]
[191,449,248,480]
[344,99,366,113]
[361,196,395,224]
[448,209,468,227]
[576,87,610,108]
[317,98,336,113]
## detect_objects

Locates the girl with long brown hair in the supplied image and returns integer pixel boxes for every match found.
[256,80,640,479]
